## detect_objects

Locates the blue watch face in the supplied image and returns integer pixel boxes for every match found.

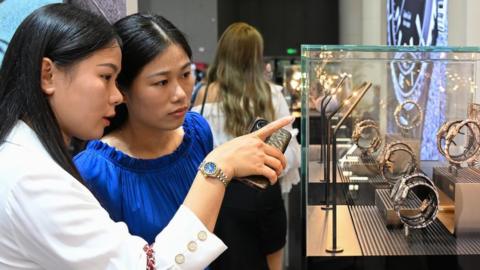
[204,162,217,174]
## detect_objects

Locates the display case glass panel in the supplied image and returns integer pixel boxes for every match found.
[300,45,480,260]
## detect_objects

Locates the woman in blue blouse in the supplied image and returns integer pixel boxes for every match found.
[74,14,211,244]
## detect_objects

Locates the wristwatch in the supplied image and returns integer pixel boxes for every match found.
[436,120,463,158]
[444,119,480,166]
[378,141,417,186]
[390,173,439,229]
[352,119,382,155]
[394,100,423,131]
[198,161,230,187]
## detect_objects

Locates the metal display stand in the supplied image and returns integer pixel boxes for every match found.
[320,76,347,210]
[324,82,372,253]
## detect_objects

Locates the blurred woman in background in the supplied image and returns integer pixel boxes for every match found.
[192,22,300,270]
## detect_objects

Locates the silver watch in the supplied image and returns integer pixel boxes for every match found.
[352,119,382,155]
[390,173,439,229]
[198,161,230,187]
[436,120,463,158]
[378,141,417,186]
[394,100,423,131]
[444,119,480,166]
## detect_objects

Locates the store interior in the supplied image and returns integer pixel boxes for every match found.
[2,1,480,270]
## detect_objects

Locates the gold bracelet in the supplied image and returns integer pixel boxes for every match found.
[394,100,423,131]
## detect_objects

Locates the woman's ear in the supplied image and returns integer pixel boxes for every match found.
[40,57,55,95]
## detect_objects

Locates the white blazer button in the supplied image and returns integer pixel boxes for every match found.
[197,231,207,241]
[187,241,198,252]
[175,254,185,264]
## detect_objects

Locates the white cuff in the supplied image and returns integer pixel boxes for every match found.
[153,205,227,269]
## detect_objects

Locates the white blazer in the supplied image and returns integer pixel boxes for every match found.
[0,121,226,270]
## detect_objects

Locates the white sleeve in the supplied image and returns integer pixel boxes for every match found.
[272,86,301,194]
[153,205,227,269]
[6,170,226,270]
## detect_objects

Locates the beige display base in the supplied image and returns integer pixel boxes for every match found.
[432,167,480,235]
[436,190,455,235]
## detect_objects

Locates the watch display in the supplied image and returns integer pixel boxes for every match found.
[436,120,463,158]
[390,173,439,229]
[378,141,417,186]
[444,119,480,166]
[394,100,423,131]
[352,119,382,155]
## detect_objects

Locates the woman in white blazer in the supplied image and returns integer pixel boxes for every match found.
[0,4,291,270]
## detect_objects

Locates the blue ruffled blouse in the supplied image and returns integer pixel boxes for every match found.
[74,112,213,244]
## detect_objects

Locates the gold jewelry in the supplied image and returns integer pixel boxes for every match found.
[444,119,480,166]
[352,119,382,155]
[378,141,417,186]
[394,100,423,131]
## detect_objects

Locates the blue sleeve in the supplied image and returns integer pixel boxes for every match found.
[73,148,123,221]
[187,111,214,154]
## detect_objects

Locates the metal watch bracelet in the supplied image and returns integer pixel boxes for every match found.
[390,173,439,229]
[436,120,463,158]
[444,119,480,166]
[394,100,423,131]
[378,141,417,186]
[352,119,382,155]
[198,161,230,187]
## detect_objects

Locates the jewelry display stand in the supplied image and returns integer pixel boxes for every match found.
[375,188,421,228]
[319,76,347,210]
[325,82,372,253]
[433,166,480,235]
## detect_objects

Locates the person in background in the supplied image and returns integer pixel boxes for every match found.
[264,61,275,82]
[191,22,301,270]
[0,4,291,269]
[191,62,208,109]
[74,13,217,247]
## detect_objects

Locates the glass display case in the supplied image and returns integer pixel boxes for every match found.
[300,45,480,269]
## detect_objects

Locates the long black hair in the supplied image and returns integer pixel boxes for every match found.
[0,3,120,180]
[105,13,192,134]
